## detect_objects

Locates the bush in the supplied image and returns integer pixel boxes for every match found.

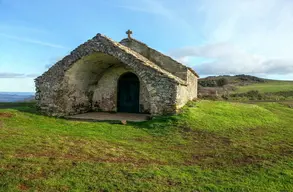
[199,95,222,101]
[246,90,260,98]
[217,78,228,87]
[235,74,266,83]
[199,78,229,87]
[198,79,218,87]
[229,90,262,100]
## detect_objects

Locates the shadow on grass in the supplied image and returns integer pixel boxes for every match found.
[128,115,181,137]
[0,102,38,114]
[0,102,184,137]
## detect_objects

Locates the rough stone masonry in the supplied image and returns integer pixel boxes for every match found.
[35,32,199,117]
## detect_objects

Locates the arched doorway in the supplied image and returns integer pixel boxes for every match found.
[117,72,140,113]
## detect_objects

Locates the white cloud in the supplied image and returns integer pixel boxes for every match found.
[168,0,293,79]
[25,74,39,78]
[0,73,38,92]
[0,73,25,78]
[171,42,293,75]
[0,78,35,92]
[0,73,39,78]
[118,0,293,79]
[0,33,66,49]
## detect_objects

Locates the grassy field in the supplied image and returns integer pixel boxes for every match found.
[235,81,293,93]
[1,101,293,191]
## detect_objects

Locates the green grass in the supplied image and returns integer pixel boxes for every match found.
[235,81,293,93]
[1,101,293,191]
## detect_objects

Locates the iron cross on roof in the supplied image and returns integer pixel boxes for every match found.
[126,29,133,39]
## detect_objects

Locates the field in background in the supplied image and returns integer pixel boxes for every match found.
[235,81,293,93]
[198,75,293,101]
[1,101,293,191]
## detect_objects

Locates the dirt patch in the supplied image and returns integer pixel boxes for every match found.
[270,141,293,157]
[232,155,267,165]
[183,129,232,146]
[166,129,235,166]
[14,145,168,167]
[0,112,14,118]
[279,101,293,108]
[18,184,30,191]
[247,127,267,137]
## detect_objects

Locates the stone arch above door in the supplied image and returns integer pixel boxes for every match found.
[91,65,150,113]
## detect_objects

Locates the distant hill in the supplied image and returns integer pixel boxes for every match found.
[198,74,267,87]
[198,74,293,101]
[0,92,35,102]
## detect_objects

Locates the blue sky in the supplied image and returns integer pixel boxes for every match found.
[0,0,293,92]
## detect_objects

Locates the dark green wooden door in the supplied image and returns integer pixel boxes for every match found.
[117,72,140,113]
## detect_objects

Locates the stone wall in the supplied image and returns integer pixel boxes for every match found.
[120,38,188,81]
[175,69,198,109]
[35,34,181,117]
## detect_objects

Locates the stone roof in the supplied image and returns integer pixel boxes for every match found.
[37,34,188,85]
[120,37,200,78]
[96,34,187,84]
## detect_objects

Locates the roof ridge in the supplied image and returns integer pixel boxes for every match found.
[120,38,199,78]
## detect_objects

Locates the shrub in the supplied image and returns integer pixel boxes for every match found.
[229,90,262,100]
[217,78,229,87]
[235,74,266,83]
[199,95,222,101]
[198,79,217,87]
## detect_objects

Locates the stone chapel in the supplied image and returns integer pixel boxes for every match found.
[35,31,199,116]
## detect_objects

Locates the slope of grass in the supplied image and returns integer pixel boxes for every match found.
[1,101,293,191]
[235,81,293,93]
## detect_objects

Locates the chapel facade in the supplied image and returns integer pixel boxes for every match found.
[35,32,199,116]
